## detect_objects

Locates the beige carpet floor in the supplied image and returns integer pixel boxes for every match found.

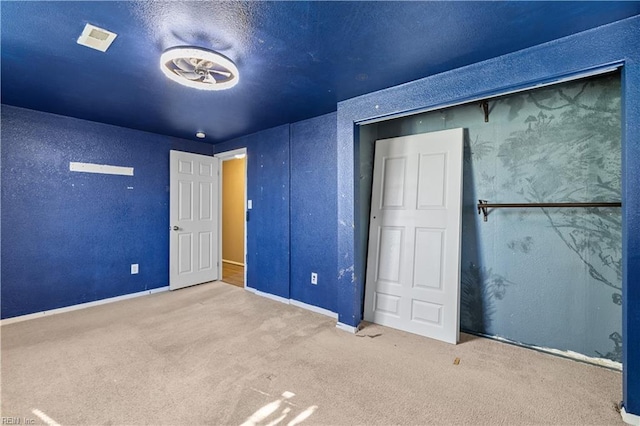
[1,281,623,425]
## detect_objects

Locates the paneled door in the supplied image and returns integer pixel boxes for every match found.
[170,150,219,290]
[363,128,464,344]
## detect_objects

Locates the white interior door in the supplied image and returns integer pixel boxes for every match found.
[170,150,219,290]
[363,128,464,344]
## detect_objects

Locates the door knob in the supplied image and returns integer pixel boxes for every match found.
[172,226,179,231]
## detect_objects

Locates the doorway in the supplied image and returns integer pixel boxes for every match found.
[216,148,247,288]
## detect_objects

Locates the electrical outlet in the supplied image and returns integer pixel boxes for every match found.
[311,272,318,285]
[131,264,139,274]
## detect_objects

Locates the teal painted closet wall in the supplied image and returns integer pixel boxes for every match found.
[363,73,621,361]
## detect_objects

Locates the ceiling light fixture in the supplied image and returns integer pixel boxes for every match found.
[160,47,239,91]
[195,132,206,139]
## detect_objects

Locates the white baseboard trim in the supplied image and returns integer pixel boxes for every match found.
[1,286,170,326]
[290,299,338,319]
[622,406,640,426]
[245,288,339,320]
[249,288,290,305]
[222,259,245,267]
[336,322,360,333]
[465,330,622,370]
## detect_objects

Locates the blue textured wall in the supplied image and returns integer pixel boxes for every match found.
[622,44,640,418]
[213,125,291,299]
[214,114,338,310]
[290,113,338,312]
[337,16,640,414]
[1,105,212,319]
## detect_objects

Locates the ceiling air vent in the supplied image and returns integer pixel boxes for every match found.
[160,47,239,91]
[77,23,117,52]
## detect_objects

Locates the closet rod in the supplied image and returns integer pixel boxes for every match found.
[477,199,621,222]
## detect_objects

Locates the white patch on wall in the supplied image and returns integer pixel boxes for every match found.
[69,162,134,176]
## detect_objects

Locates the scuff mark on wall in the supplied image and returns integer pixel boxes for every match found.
[338,264,354,280]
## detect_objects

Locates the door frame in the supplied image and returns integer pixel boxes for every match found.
[215,147,248,288]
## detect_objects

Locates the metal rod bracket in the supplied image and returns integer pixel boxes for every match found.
[480,101,489,123]
[477,200,489,222]
[476,200,621,222]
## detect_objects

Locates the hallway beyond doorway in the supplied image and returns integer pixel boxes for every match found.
[222,261,244,288]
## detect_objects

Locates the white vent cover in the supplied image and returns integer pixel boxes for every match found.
[160,47,239,91]
[77,23,117,52]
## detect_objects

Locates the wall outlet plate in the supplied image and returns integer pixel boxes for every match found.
[311,272,318,285]
[131,264,139,274]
